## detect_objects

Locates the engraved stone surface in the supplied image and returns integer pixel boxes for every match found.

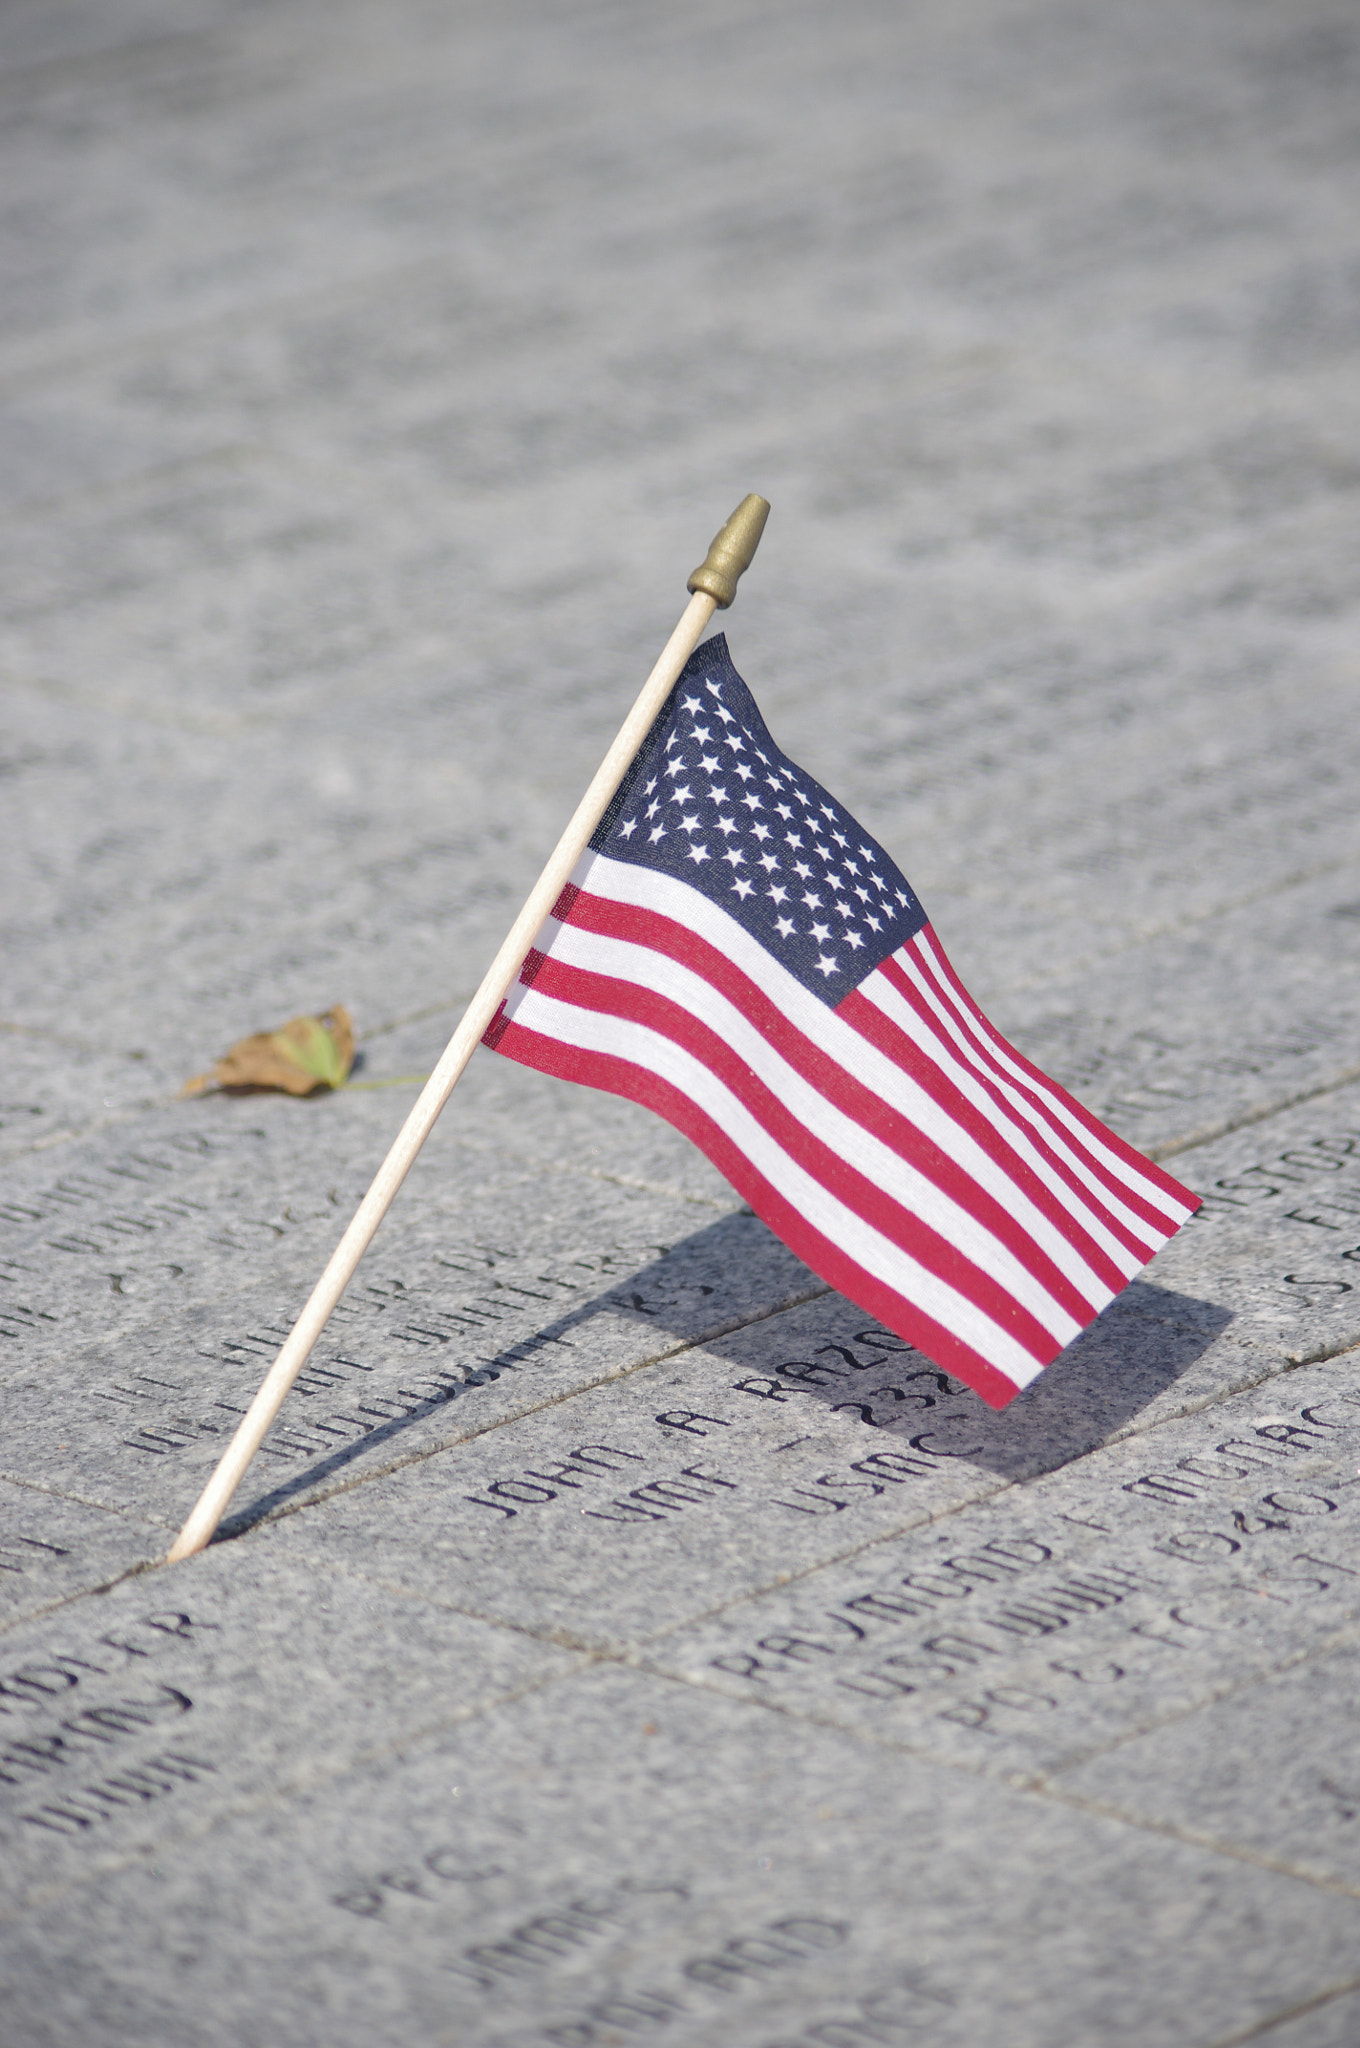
[4,0,1360,2041]
[3,1666,1360,2048]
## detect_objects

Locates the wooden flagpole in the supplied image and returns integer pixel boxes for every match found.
[166,495,770,1563]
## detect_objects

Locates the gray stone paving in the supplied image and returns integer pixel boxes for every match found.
[3,1,1359,2041]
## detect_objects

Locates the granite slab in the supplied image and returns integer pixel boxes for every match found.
[0,1482,161,1636]
[6,1010,1359,1554]
[0,1070,745,1387]
[1244,1991,1360,2048]
[0,1198,821,1534]
[1,1661,1356,2048]
[0,1524,578,1922]
[256,1278,1232,1649]
[646,1356,1360,1781]
[5,0,1360,2039]
[1056,1635,1360,1896]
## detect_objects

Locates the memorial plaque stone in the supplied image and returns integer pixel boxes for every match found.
[3,1664,1359,2048]
[0,1530,578,1920]
[4,0,1360,2039]
[0,1483,161,1631]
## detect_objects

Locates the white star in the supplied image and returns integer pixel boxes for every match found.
[683,694,703,712]
[648,825,667,844]
[866,913,883,932]
[715,703,736,724]
[722,847,745,867]
[775,915,796,938]
[732,877,755,899]
[820,803,836,820]
[816,955,838,977]
[860,846,874,860]
[693,724,712,742]
[809,921,830,941]
[765,774,783,791]
[708,783,729,803]
[751,822,771,841]
[620,818,638,839]
[700,754,720,773]
[870,873,885,890]
[767,884,789,904]
[706,680,723,696]
[644,776,659,795]
[741,795,763,813]
[680,813,701,833]
[687,844,711,864]
[646,799,662,820]
[844,931,865,950]
[758,852,780,872]
[835,899,853,917]
[896,889,909,906]
[671,784,693,804]
[844,858,860,875]
[735,762,754,782]
[854,885,871,902]
[785,832,804,850]
[666,760,688,780]
[776,803,794,821]
[717,815,738,836]
[835,835,850,852]
[754,749,770,764]
[814,843,831,861]
[793,861,813,880]
[723,734,747,753]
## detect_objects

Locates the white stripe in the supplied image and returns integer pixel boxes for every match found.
[535,916,1085,1344]
[503,979,1045,1391]
[891,941,1176,1248]
[556,853,1128,1297]
[913,926,1194,1226]
[859,964,1152,1275]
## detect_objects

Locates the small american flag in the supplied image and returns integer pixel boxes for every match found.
[485,637,1198,1407]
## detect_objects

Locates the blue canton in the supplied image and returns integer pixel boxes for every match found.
[591,635,927,1006]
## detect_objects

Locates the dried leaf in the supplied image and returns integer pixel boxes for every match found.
[181,1006,355,1098]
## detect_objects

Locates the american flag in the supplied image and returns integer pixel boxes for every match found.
[485,636,1198,1407]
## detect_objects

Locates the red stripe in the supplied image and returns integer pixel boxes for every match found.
[495,1012,1027,1409]
[523,950,1062,1364]
[838,982,1125,1298]
[556,888,1102,1320]
[902,936,1180,1244]
[917,926,1199,1217]
[878,950,1154,1270]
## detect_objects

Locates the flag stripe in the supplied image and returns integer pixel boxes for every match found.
[901,935,1189,1239]
[916,924,1197,1215]
[869,955,1157,1270]
[494,996,1039,1404]
[502,975,1048,1380]
[908,931,1176,1234]
[840,973,1130,1295]
[522,937,1078,1356]
[550,888,1107,1325]
[567,855,1129,1304]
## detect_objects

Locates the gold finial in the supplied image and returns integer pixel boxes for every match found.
[687,494,770,609]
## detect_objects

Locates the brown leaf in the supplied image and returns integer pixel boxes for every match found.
[180,1006,355,1097]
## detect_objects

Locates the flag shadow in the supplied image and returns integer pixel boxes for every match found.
[690,1276,1234,1486]
[219,1211,815,1535]
[220,1214,1231,1534]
